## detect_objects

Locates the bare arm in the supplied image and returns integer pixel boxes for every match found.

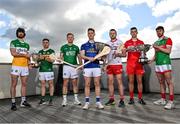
[80,50,94,61]
[60,52,64,60]
[77,54,82,65]
[154,45,172,54]
[10,48,30,58]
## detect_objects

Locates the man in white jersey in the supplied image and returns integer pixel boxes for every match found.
[104,29,125,107]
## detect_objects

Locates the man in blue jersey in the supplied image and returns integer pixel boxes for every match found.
[80,28,104,110]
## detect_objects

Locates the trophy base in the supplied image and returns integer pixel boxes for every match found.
[31,63,39,68]
[139,57,149,64]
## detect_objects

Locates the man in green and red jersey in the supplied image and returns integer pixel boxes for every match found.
[38,38,55,106]
[150,26,175,109]
[10,27,31,111]
[60,33,82,107]
[124,27,146,105]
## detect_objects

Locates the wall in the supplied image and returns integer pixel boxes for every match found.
[0,59,180,99]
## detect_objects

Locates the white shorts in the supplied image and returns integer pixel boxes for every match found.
[63,65,78,79]
[11,66,29,76]
[155,64,172,73]
[83,68,101,77]
[39,72,54,81]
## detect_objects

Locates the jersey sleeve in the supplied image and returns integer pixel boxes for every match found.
[77,46,80,54]
[60,46,64,53]
[124,41,128,48]
[38,50,41,54]
[81,44,85,51]
[27,44,30,51]
[10,41,15,48]
[166,38,173,46]
[140,40,144,45]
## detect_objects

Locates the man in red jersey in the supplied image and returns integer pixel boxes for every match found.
[124,27,146,105]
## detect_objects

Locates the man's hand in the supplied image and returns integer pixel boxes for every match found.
[88,57,95,62]
[102,65,107,72]
[45,56,52,62]
[39,55,45,60]
[28,64,33,69]
[153,44,161,51]
[23,53,31,58]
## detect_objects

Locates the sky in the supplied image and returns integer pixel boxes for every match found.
[0,0,180,63]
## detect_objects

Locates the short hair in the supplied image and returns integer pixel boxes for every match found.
[66,32,74,37]
[130,27,138,31]
[42,38,49,42]
[87,28,95,33]
[109,29,117,33]
[156,26,164,31]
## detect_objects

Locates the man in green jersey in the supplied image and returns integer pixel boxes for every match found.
[60,33,82,107]
[150,26,175,109]
[38,38,55,105]
[10,27,31,111]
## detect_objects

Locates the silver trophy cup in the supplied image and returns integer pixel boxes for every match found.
[136,44,151,64]
[30,53,40,68]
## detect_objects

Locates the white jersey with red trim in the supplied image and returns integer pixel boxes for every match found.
[106,39,123,65]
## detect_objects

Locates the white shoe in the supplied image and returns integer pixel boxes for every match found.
[96,102,104,109]
[164,101,175,110]
[62,99,67,107]
[74,99,81,105]
[82,102,89,110]
[153,98,167,105]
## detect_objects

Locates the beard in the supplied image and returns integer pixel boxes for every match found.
[17,34,25,39]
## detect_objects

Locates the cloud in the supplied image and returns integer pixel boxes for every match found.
[155,10,180,58]
[0,21,6,28]
[0,0,131,56]
[152,0,180,17]
[99,0,156,8]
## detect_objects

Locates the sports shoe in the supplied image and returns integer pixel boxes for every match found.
[118,100,125,107]
[20,101,31,107]
[128,98,135,105]
[96,102,104,109]
[11,103,17,111]
[48,99,53,106]
[62,99,67,107]
[82,102,89,110]
[74,98,81,105]
[153,98,167,105]
[105,99,115,106]
[138,99,146,105]
[39,99,46,105]
[164,101,175,110]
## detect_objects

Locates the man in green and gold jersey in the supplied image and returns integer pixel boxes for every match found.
[150,26,175,109]
[10,27,31,111]
[60,33,82,107]
[38,38,55,106]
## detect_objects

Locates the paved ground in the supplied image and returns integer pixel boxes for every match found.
[0,91,179,123]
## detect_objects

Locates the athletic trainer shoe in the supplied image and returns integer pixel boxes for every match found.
[48,99,53,106]
[105,99,115,106]
[39,99,46,105]
[128,98,135,105]
[62,99,67,107]
[164,101,175,110]
[74,99,81,105]
[11,103,17,111]
[118,100,125,107]
[153,98,167,105]
[20,101,31,107]
[96,102,104,109]
[82,102,89,110]
[138,99,146,105]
